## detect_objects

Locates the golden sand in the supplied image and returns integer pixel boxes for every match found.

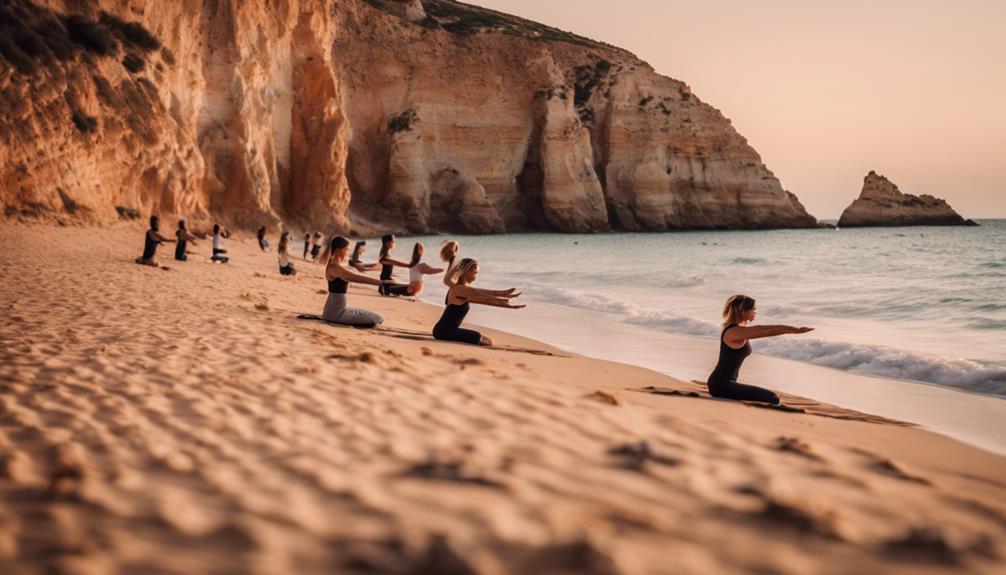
[1,223,1004,574]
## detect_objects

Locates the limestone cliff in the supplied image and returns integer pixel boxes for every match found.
[838,171,974,228]
[0,0,818,233]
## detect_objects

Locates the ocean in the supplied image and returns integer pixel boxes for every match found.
[395,220,1006,452]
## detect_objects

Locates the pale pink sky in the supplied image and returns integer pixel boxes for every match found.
[471,0,1006,219]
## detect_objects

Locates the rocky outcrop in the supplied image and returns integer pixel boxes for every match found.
[0,0,818,233]
[838,171,975,227]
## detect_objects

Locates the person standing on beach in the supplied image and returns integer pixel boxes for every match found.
[211,224,230,263]
[257,226,269,252]
[320,236,391,327]
[174,219,198,262]
[377,234,412,296]
[434,258,523,346]
[135,215,175,267]
[348,241,379,272]
[303,232,312,260]
[278,232,296,276]
[707,295,814,404]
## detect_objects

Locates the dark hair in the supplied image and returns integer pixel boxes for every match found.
[379,234,395,261]
[257,226,265,238]
[350,241,366,264]
[409,242,423,267]
[213,223,220,235]
[330,236,350,250]
[149,215,159,230]
[177,219,186,231]
[318,235,349,263]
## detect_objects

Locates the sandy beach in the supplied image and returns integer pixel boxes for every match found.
[2,223,1006,575]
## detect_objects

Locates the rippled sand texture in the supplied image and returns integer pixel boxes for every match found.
[1,223,1005,575]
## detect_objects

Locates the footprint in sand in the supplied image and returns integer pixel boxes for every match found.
[849,448,931,485]
[399,458,506,490]
[607,440,681,471]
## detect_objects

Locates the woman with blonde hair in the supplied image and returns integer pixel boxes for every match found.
[433,258,523,346]
[706,295,813,404]
[318,236,390,327]
[440,240,460,287]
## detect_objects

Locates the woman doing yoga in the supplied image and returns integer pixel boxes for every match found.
[174,219,198,262]
[348,241,379,272]
[393,243,443,296]
[278,232,296,276]
[377,234,413,296]
[707,295,813,404]
[433,258,523,346]
[136,215,175,267]
[321,236,390,327]
[211,224,230,263]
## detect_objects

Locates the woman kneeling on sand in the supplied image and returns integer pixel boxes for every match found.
[434,258,523,346]
[136,215,175,267]
[397,242,443,296]
[277,232,296,276]
[321,236,391,327]
[707,295,814,404]
[348,241,379,272]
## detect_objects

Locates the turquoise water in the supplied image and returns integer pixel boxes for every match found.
[407,220,1006,397]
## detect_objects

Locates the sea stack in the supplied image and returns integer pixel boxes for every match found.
[0,0,818,233]
[838,171,976,227]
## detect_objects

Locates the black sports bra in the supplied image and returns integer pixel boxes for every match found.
[327,276,348,294]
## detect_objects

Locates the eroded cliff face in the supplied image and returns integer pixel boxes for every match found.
[0,0,818,233]
[838,171,973,227]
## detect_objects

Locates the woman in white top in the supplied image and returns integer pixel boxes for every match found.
[211,224,230,263]
[403,243,444,296]
[278,232,296,276]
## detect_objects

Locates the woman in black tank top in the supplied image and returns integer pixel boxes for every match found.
[376,234,412,296]
[174,219,198,261]
[319,236,391,327]
[434,258,524,346]
[135,215,175,267]
[707,295,814,404]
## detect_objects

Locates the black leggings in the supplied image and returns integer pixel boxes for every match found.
[433,325,482,345]
[380,284,412,296]
[707,379,780,404]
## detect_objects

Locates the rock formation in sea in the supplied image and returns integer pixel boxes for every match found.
[838,171,975,228]
[0,0,819,233]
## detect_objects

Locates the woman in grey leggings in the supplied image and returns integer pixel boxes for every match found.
[321,236,390,327]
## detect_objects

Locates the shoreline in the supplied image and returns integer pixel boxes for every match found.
[461,298,1006,457]
[3,222,1006,574]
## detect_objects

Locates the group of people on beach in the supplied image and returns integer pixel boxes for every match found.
[135,215,231,267]
[136,216,812,405]
[316,233,524,346]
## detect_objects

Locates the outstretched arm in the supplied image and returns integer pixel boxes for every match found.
[465,285,520,298]
[334,267,388,287]
[153,231,176,243]
[454,286,524,309]
[380,257,412,268]
[418,263,444,275]
[726,324,813,345]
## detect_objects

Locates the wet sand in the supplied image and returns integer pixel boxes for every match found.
[1,222,1005,574]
